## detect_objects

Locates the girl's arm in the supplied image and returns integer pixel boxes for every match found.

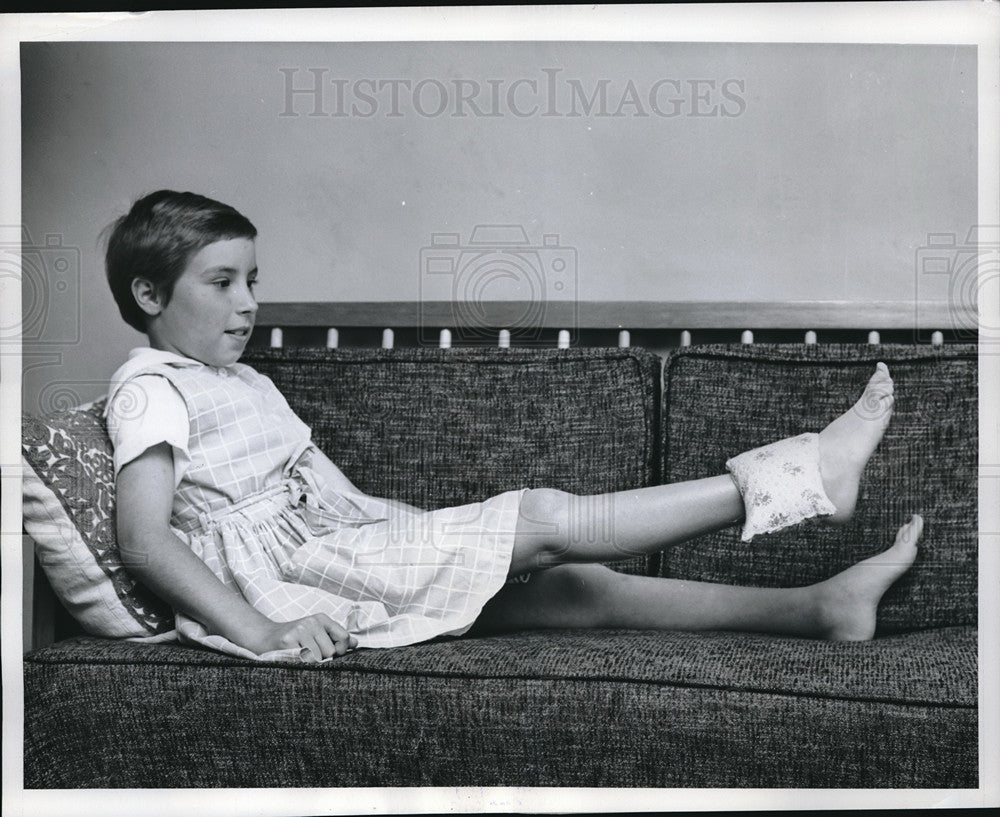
[306,445,425,515]
[116,442,357,660]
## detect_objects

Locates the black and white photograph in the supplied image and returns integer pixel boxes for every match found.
[2,4,997,814]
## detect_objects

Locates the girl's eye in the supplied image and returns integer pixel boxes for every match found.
[214,279,231,288]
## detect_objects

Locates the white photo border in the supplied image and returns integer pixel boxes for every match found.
[2,3,997,814]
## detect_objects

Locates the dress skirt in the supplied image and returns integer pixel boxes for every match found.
[167,465,526,663]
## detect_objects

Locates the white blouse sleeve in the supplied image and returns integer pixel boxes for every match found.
[107,374,191,487]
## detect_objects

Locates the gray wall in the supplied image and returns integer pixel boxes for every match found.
[20,41,977,413]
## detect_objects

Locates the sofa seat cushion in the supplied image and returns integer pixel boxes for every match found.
[25,627,976,788]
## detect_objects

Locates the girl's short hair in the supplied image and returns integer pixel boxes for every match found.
[104,190,258,332]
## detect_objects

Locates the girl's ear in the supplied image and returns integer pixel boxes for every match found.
[132,278,163,317]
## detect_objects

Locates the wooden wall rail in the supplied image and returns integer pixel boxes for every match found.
[256,300,973,331]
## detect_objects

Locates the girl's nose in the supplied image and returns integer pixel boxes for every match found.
[237,284,258,314]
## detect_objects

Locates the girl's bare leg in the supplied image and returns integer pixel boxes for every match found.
[509,475,744,573]
[474,516,921,641]
[509,364,894,575]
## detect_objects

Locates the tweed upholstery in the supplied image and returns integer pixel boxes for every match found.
[22,344,978,790]
[24,628,976,788]
[659,344,977,634]
[22,346,660,644]
[243,347,662,575]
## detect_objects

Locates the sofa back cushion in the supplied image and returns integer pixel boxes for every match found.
[22,347,660,645]
[242,347,662,575]
[659,344,977,633]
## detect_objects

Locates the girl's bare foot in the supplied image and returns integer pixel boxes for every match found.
[818,362,895,524]
[813,514,922,641]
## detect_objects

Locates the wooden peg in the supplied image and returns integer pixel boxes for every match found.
[804,330,817,345]
[269,327,283,348]
[618,330,631,348]
[867,331,880,345]
[741,330,754,345]
[498,329,511,348]
[439,328,452,349]
[382,328,394,349]
[680,330,691,347]
[326,328,339,349]
[931,331,944,347]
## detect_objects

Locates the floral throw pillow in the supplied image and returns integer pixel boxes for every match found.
[22,400,175,639]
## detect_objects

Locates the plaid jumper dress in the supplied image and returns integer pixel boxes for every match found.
[107,349,524,662]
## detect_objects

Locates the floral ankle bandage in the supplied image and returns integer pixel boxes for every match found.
[725,432,836,542]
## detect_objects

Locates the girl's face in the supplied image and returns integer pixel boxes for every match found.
[145,237,258,368]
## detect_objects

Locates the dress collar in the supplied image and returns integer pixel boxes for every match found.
[123,347,206,369]
[105,348,227,417]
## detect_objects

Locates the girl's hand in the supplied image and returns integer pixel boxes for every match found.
[251,614,358,661]
[116,445,358,662]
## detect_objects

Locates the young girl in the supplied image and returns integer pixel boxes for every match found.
[105,190,921,663]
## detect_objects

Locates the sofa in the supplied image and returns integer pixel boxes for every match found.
[21,342,978,789]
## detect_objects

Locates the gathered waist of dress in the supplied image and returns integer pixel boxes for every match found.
[176,481,294,534]
[177,467,387,536]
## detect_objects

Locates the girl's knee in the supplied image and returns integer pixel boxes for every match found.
[520,487,569,527]
[516,487,572,566]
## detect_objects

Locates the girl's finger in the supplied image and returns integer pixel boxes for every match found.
[321,618,355,654]
[311,628,337,659]
[300,634,322,662]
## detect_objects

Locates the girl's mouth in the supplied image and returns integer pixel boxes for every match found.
[225,327,251,337]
